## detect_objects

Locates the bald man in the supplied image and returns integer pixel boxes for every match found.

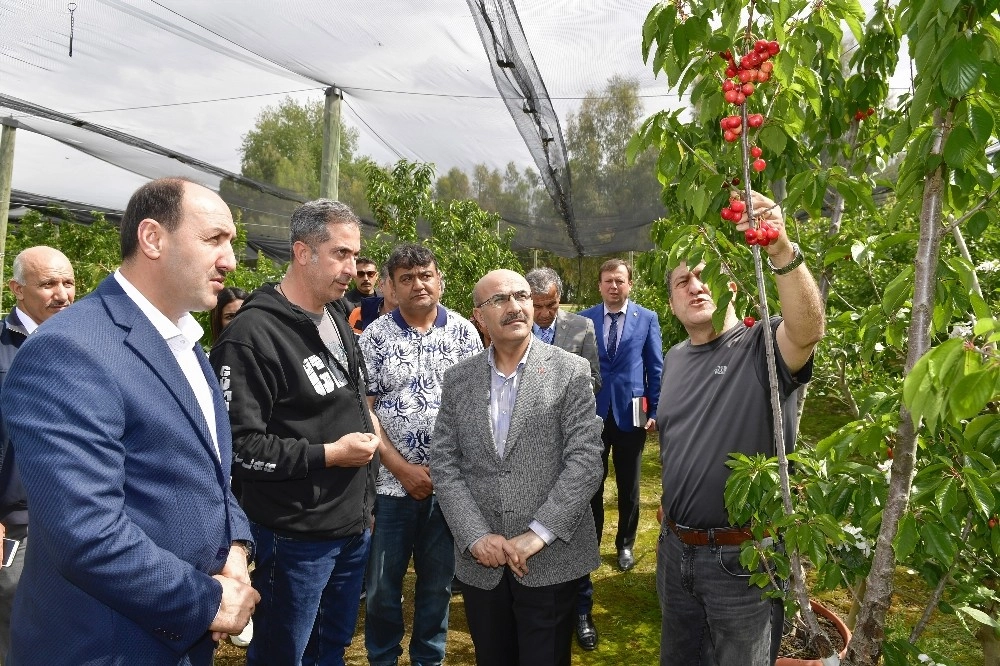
[0,246,76,660]
[431,269,603,666]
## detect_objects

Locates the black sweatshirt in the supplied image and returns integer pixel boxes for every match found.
[209,284,377,540]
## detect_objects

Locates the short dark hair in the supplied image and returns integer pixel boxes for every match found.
[525,267,562,297]
[209,286,249,342]
[289,199,360,256]
[356,256,376,269]
[385,243,438,280]
[599,258,632,281]
[120,178,192,261]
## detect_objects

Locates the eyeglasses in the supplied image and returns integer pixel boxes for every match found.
[357,270,378,279]
[475,290,532,309]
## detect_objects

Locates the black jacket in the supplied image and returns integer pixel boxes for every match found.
[0,311,29,534]
[209,285,377,540]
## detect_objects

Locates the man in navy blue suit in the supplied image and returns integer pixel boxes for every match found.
[0,177,258,665]
[579,259,663,574]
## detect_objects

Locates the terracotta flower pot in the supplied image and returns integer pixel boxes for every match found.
[775,599,851,666]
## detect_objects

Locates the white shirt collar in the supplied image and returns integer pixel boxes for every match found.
[13,307,39,335]
[113,269,204,347]
[603,299,631,318]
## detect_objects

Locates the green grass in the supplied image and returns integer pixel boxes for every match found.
[217,419,986,665]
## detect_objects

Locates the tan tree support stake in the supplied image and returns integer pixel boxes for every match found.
[320,86,342,201]
[0,120,17,307]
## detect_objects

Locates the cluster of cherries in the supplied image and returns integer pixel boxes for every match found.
[719,39,780,173]
[854,107,876,121]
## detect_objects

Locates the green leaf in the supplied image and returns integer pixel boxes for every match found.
[882,265,914,316]
[893,512,919,561]
[941,37,984,99]
[950,370,1000,421]
[935,477,958,516]
[956,606,1000,630]
[758,124,788,156]
[921,522,957,565]
[943,126,979,170]
[966,100,995,147]
[966,210,990,237]
[962,470,995,518]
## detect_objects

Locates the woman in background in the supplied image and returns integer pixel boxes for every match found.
[210,286,248,344]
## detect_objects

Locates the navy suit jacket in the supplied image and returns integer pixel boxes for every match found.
[0,276,252,666]
[579,300,664,431]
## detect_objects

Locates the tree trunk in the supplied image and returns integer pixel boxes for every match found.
[843,109,950,666]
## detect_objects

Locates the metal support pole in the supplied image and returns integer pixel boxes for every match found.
[0,121,17,307]
[320,87,342,200]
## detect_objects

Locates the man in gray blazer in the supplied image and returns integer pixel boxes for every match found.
[525,267,601,394]
[431,269,604,666]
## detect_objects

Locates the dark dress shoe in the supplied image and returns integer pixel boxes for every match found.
[617,547,635,571]
[576,613,598,650]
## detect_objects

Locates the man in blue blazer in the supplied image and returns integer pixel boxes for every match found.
[0,178,258,665]
[579,259,663,574]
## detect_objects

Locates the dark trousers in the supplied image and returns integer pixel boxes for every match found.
[592,410,646,551]
[463,568,577,666]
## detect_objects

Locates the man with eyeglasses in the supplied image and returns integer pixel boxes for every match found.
[431,269,603,666]
[358,243,481,666]
[579,259,663,574]
[343,257,380,311]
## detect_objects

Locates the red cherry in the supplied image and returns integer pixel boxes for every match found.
[748,52,762,67]
[731,176,740,185]
[755,39,769,54]
[729,199,746,214]
[741,83,755,96]
[756,70,771,83]
[724,90,740,104]
[887,447,893,460]
[727,116,743,129]
[725,65,738,78]
[745,229,758,245]
[720,50,733,60]
[738,69,755,84]
[735,92,746,105]
[722,80,736,92]
[855,110,865,121]
[867,107,875,117]
[766,226,779,240]
[723,129,738,142]
[760,61,774,74]
[750,146,763,158]
[767,41,780,56]
[720,207,734,220]
[990,518,997,529]
[748,114,764,128]
[744,316,756,327]
[752,158,766,171]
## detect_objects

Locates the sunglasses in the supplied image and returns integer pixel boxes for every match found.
[357,270,378,279]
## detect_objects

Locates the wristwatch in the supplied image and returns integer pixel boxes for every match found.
[768,243,804,275]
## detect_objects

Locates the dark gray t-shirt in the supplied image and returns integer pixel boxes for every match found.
[656,317,812,528]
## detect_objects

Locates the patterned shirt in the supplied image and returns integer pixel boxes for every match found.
[359,305,483,497]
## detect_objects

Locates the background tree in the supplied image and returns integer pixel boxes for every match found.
[365,159,523,316]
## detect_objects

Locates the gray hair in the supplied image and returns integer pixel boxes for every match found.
[525,267,562,298]
[289,199,360,255]
[11,253,27,284]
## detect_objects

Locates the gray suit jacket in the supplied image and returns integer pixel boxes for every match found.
[430,342,604,589]
[551,309,601,393]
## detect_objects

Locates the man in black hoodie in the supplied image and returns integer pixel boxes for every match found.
[210,199,381,666]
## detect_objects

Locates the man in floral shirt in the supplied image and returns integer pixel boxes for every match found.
[359,243,482,666]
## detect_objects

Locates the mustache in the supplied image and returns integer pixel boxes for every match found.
[501,313,527,325]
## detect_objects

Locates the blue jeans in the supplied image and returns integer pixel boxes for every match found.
[365,494,454,666]
[247,523,371,666]
[656,525,781,666]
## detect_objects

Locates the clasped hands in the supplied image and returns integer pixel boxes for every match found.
[209,544,260,642]
[470,531,545,578]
